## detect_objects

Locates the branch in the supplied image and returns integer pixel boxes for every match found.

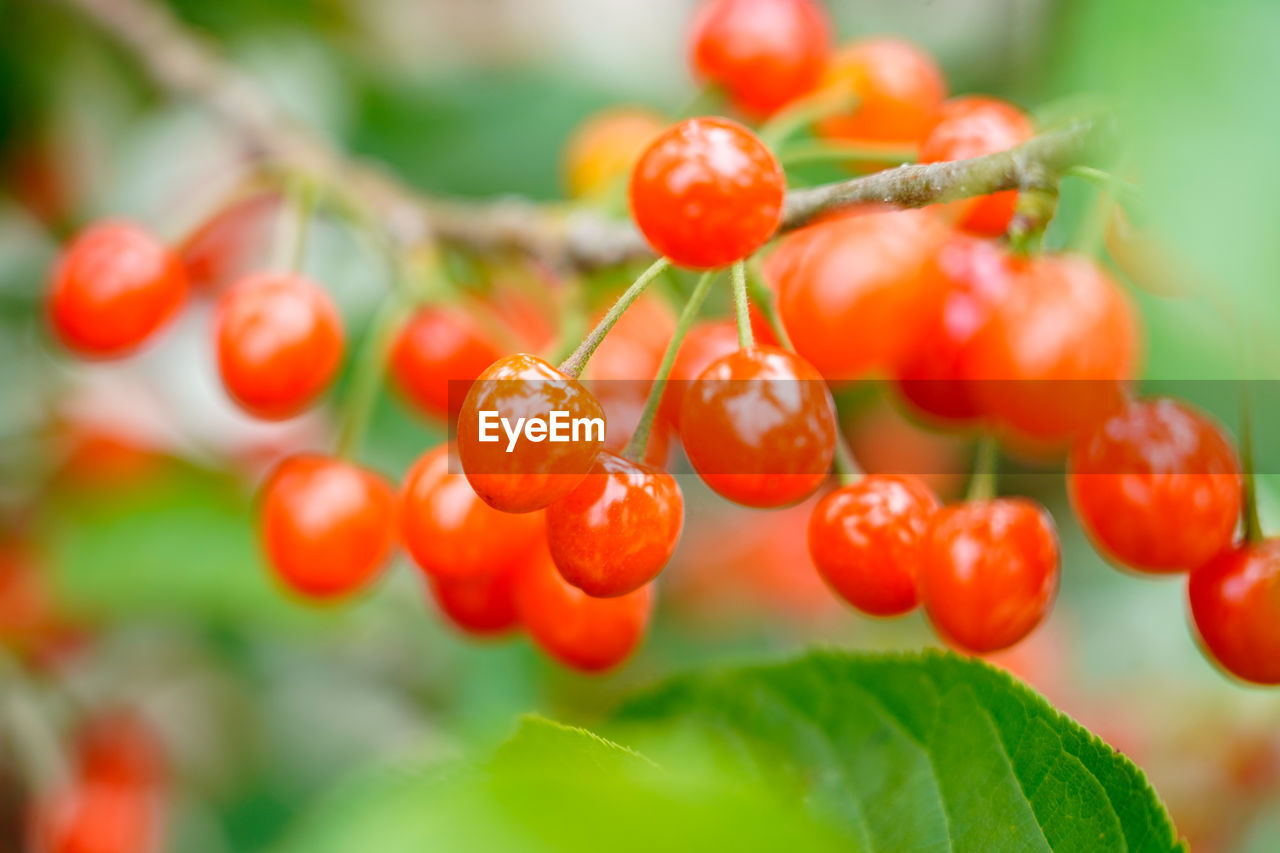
[60,0,1104,270]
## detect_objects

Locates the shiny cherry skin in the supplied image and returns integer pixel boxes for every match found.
[808,475,940,616]
[688,0,831,118]
[1189,539,1280,685]
[258,454,396,601]
[768,207,950,380]
[214,272,344,419]
[894,234,1015,422]
[179,191,278,291]
[428,564,521,637]
[966,253,1139,445]
[391,305,502,419]
[816,38,946,147]
[48,221,187,358]
[399,444,544,583]
[919,97,1034,235]
[546,450,684,598]
[919,498,1060,654]
[563,106,666,199]
[630,117,785,269]
[515,539,653,673]
[456,353,606,513]
[1069,398,1241,574]
[659,319,741,430]
[680,346,837,508]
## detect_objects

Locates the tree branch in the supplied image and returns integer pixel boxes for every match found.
[59,0,1104,270]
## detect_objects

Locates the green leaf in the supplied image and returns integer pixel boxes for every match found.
[276,716,851,853]
[612,650,1183,853]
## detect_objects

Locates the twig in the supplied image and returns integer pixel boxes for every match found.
[59,0,1105,270]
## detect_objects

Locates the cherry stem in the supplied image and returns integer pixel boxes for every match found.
[745,261,792,349]
[760,90,860,149]
[731,261,754,349]
[1006,178,1060,255]
[276,177,315,273]
[558,257,670,378]
[622,269,718,463]
[779,141,918,169]
[335,286,411,460]
[966,435,999,502]
[833,426,862,487]
[1240,382,1264,543]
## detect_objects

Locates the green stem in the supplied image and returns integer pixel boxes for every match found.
[833,427,862,487]
[1240,382,1263,543]
[779,141,918,169]
[335,289,411,460]
[760,91,860,149]
[276,177,315,273]
[745,261,792,349]
[1006,180,1060,256]
[966,436,999,502]
[558,257,670,378]
[622,270,718,462]
[731,261,754,349]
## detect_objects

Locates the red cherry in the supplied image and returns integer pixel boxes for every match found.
[1189,539,1280,685]
[688,0,831,118]
[428,564,521,637]
[179,191,279,292]
[808,475,940,616]
[456,353,606,513]
[893,234,1015,422]
[515,539,653,672]
[214,272,344,419]
[767,207,950,380]
[680,346,837,508]
[630,117,785,269]
[258,454,396,601]
[546,450,684,597]
[390,305,502,420]
[399,444,543,583]
[919,97,1034,235]
[659,319,741,431]
[48,221,186,358]
[816,39,946,147]
[1069,398,1241,574]
[966,253,1139,445]
[919,498,1059,653]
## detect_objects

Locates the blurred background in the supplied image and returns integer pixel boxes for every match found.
[2,0,1280,850]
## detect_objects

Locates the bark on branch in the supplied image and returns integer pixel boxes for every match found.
[59,0,1104,269]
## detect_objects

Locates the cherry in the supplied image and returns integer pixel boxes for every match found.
[1188,539,1280,685]
[390,305,502,419]
[399,444,543,583]
[48,221,186,358]
[630,117,785,269]
[1069,398,1241,573]
[456,353,606,513]
[767,207,950,380]
[179,191,279,292]
[919,498,1059,653]
[563,107,666,199]
[428,563,521,637]
[688,0,831,118]
[816,38,946,148]
[515,538,653,672]
[965,253,1139,445]
[660,319,741,430]
[546,450,684,597]
[893,233,1015,422]
[808,475,940,616]
[258,454,396,601]
[918,96,1034,235]
[680,345,837,508]
[214,272,344,419]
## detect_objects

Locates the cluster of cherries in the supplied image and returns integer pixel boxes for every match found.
[40,0,1279,683]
